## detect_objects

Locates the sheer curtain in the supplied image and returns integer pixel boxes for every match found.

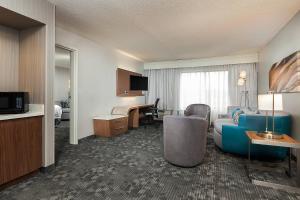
[144,68,180,110]
[228,63,258,108]
[180,70,228,121]
[145,63,257,121]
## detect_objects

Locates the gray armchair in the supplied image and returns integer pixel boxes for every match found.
[163,115,208,167]
[184,104,211,128]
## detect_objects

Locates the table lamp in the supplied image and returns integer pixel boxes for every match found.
[258,92,283,139]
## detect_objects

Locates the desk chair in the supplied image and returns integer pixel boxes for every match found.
[141,98,162,127]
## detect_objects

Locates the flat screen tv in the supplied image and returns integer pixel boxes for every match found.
[130,75,148,91]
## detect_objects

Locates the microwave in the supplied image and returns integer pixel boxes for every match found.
[0,92,29,114]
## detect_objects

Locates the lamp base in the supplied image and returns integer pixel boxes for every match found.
[257,132,283,139]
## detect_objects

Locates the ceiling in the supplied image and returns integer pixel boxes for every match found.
[49,0,300,62]
[55,46,71,68]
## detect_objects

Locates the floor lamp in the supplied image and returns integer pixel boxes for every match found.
[238,70,250,109]
[257,92,283,139]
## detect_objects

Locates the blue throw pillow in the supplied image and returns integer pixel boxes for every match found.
[233,110,244,124]
[231,108,241,118]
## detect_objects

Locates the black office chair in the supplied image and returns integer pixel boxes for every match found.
[141,98,162,127]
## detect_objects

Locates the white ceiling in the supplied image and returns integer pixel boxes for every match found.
[55,46,71,68]
[49,0,300,62]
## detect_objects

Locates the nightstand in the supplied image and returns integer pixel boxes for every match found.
[246,131,300,193]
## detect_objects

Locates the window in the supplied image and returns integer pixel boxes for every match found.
[180,71,229,120]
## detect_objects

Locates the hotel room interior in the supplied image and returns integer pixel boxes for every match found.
[0,0,300,199]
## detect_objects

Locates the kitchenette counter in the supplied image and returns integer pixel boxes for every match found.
[0,104,44,121]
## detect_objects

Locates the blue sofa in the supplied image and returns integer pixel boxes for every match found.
[214,110,291,160]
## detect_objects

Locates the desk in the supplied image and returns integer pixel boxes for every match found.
[127,104,153,128]
[111,104,154,128]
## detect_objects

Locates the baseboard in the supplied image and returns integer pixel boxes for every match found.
[79,134,96,141]
[0,170,39,190]
[40,164,55,173]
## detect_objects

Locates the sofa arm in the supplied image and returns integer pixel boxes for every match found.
[222,125,248,155]
[218,114,229,119]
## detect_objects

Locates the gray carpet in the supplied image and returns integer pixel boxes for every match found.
[0,125,299,200]
[55,121,70,163]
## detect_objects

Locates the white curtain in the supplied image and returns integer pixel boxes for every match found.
[228,63,258,108]
[180,70,228,121]
[145,63,257,120]
[144,68,180,110]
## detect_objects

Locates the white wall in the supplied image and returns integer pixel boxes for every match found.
[56,27,145,139]
[54,67,70,102]
[258,11,300,140]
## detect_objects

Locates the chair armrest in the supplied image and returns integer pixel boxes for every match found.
[149,107,165,113]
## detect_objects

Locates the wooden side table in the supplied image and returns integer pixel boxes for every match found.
[246,131,300,193]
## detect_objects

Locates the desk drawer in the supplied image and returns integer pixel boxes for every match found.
[110,117,128,135]
[111,126,128,135]
[94,116,128,137]
[110,118,127,128]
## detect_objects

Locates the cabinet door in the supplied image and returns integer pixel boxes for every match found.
[0,119,22,185]
[0,117,42,185]
[24,117,42,173]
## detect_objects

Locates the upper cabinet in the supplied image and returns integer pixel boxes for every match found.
[116,68,143,97]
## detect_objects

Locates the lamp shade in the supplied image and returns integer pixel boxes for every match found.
[239,70,247,79]
[238,78,245,86]
[258,94,283,111]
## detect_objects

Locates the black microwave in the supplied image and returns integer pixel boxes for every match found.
[0,92,29,114]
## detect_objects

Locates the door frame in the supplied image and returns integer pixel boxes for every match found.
[55,44,79,145]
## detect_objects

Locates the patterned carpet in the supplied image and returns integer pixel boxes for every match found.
[0,125,299,200]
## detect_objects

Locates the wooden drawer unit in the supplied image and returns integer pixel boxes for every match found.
[94,115,128,137]
[0,116,42,186]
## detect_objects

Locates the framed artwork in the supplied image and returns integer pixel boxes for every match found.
[269,51,300,93]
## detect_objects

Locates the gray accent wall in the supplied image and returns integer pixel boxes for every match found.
[258,11,300,140]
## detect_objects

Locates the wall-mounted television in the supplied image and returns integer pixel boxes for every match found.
[130,75,148,91]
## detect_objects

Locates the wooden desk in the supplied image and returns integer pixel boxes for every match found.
[127,104,153,128]
[111,104,154,128]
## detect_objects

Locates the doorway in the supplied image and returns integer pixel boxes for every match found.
[54,45,78,161]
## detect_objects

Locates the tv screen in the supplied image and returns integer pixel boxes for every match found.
[130,75,148,91]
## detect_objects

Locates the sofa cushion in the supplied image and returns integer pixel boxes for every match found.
[214,118,236,134]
